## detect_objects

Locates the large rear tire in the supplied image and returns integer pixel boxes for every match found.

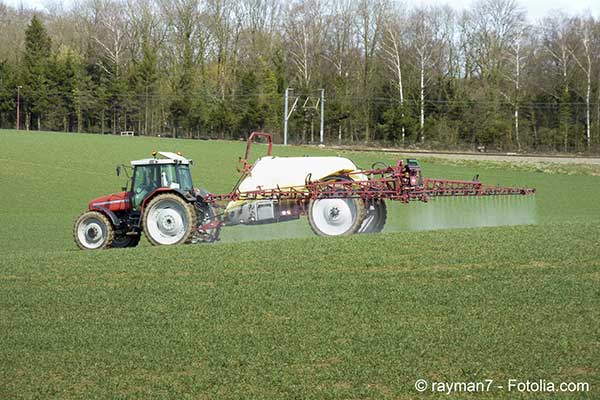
[73,211,114,250]
[143,193,197,246]
[358,200,387,234]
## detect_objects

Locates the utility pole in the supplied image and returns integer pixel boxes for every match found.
[284,88,289,146]
[319,89,325,145]
[16,86,22,131]
[283,88,298,146]
[283,87,325,146]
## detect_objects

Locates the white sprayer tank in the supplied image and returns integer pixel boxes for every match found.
[237,156,360,192]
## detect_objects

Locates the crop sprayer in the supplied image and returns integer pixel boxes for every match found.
[73,132,535,249]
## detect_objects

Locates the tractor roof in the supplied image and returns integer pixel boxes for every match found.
[131,151,192,166]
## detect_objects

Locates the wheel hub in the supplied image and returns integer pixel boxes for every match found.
[310,198,358,235]
[77,217,107,249]
[155,209,184,235]
[328,207,340,220]
[145,197,190,245]
[86,226,100,241]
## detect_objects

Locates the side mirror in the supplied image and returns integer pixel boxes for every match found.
[116,165,121,176]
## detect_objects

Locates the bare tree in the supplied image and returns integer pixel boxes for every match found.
[206,0,241,99]
[161,0,209,72]
[356,0,384,143]
[380,4,407,145]
[0,4,29,64]
[322,0,357,143]
[239,0,281,56]
[570,16,594,150]
[502,22,530,150]
[407,6,448,144]
[87,0,129,78]
[541,12,576,151]
[284,0,328,91]
[469,0,526,79]
[82,0,132,134]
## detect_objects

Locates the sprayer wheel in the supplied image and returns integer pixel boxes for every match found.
[308,175,366,237]
[143,193,197,246]
[359,200,387,234]
[308,196,365,236]
[373,200,387,232]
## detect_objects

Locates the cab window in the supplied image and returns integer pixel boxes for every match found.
[131,164,193,209]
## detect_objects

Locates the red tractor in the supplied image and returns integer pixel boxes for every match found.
[73,151,218,249]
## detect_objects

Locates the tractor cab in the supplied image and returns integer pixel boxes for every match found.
[129,152,194,209]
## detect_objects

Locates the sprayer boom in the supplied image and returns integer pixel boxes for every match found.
[422,178,535,199]
[205,158,535,204]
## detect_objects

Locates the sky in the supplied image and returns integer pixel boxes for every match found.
[1,0,598,21]
[407,0,598,20]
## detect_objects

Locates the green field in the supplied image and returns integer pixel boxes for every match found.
[1,130,599,399]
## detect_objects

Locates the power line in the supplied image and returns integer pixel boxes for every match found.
[13,89,599,107]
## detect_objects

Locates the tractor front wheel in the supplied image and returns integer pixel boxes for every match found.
[73,211,114,250]
[143,193,197,246]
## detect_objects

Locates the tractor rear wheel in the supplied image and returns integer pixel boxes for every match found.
[143,193,197,246]
[73,211,114,250]
[358,200,387,234]
[308,196,365,236]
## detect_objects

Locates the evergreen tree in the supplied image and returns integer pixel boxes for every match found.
[379,103,416,144]
[130,37,158,135]
[236,69,261,138]
[170,40,196,138]
[22,15,52,130]
[559,87,572,152]
[0,61,16,128]
[258,58,279,133]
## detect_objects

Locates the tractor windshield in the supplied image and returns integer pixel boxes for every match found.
[175,165,193,192]
[131,163,194,209]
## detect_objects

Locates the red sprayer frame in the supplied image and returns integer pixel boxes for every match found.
[205,161,535,204]
[203,132,535,210]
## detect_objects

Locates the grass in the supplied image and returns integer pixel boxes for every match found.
[0,129,599,399]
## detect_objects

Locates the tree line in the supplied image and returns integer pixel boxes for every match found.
[0,0,599,153]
